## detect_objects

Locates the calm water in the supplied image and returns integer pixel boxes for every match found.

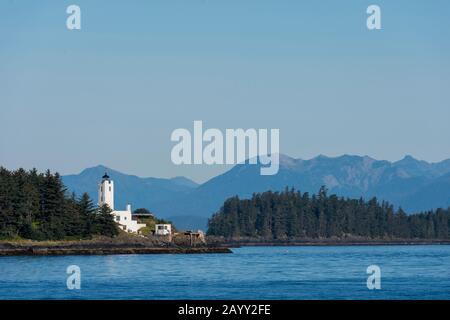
[1,245,449,300]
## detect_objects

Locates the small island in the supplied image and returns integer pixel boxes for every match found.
[206,187,450,246]
[0,167,231,256]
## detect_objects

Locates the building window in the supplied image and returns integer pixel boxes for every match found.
[116,216,120,221]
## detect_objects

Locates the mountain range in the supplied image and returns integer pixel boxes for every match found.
[62,154,450,231]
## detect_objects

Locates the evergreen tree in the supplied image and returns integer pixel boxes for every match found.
[93,204,119,237]
[78,192,96,237]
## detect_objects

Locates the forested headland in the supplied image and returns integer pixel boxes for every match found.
[0,167,118,240]
[207,187,450,240]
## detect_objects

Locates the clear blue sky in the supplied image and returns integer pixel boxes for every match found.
[1,0,449,182]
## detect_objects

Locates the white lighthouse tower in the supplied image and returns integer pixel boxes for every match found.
[98,173,114,210]
[97,172,146,233]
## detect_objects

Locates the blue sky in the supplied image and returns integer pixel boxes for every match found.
[1,0,449,182]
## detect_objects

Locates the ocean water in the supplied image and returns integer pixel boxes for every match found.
[0,245,449,300]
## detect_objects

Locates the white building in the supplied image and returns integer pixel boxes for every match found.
[155,224,172,236]
[98,173,146,233]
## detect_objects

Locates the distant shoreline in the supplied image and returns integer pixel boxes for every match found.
[207,238,450,248]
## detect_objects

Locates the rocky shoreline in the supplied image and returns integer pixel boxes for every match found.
[0,246,232,256]
[0,237,232,256]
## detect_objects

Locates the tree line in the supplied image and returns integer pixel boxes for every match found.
[207,187,450,240]
[0,167,118,240]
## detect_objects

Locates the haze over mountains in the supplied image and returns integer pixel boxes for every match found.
[62,154,450,230]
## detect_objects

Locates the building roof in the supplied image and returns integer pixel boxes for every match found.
[102,172,110,180]
[132,213,154,217]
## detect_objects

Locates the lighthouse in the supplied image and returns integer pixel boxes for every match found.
[98,173,114,210]
[97,172,146,233]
